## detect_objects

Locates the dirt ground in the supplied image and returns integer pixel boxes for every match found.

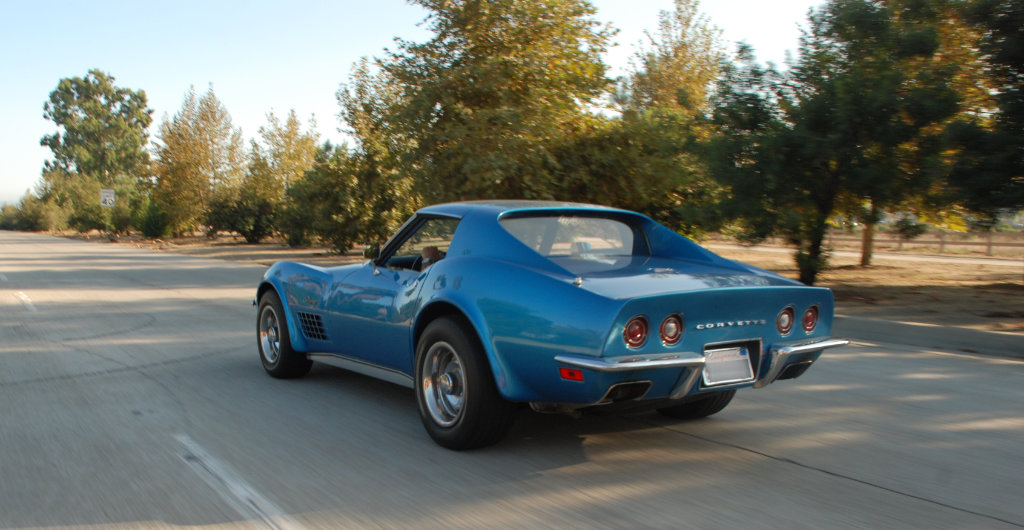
[710,245,1024,334]
[101,233,1024,334]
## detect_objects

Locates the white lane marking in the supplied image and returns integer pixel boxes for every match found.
[14,291,37,312]
[174,434,304,530]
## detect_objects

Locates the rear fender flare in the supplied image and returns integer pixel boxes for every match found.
[413,297,520,402]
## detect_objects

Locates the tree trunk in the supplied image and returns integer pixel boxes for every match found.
[859,202,882,267]
[860,222,875,266]
[797,216,829,285]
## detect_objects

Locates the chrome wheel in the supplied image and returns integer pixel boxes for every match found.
[259,305,281,364]
[421,341,465,427]
[256,291,311,379]
[415,317,514,449]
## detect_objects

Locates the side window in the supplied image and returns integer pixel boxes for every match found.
[385,217,459,271]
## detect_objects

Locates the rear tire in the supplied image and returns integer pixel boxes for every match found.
[415,317,514,450]
[657,389,736,419]
[257,291,312,379]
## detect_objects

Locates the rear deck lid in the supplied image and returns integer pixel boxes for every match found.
[550,255,800,300]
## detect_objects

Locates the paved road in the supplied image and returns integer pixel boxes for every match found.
[2,231,1022,529]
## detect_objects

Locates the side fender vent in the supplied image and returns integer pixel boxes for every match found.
[297,312,328,341]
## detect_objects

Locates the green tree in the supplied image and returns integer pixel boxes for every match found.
[0,204,18,230]
[279,143,366,252]
[555,111,720,236]
[39,69,152,232]
[380,0,614,201]
[709,0,961,284]
[617,0,723,112]
[809,0,961,265]
[947,0,1024,218]
[333,60,418,243]
[706,46,791,242]
[153,86,246,235]
[560,0,723,235]
[229,158,279,243]
[3,192,63,232]
[137,197,170,239]
[214,110,320,243]
[253,110,320,192]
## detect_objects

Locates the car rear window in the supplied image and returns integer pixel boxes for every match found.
[500,214,641,259]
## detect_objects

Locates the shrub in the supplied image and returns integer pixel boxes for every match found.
[893,217,928,241]
[140,200,170,239]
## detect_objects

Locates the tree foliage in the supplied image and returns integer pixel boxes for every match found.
[571,0,724,236]
[947,0,1024,218]
[618,0,723,112]
[153,86,246,235]
[276,60,420,251]
[38,69,152,233]
[280,142,415,252]
[706,46,794,242]
[217,110,321,243]
[556,110,721,237]
[816,0,963,264]
[41,69,152,184]
[19,0,1018,275]
[253,110,320,193]
[709,0,962,283]
[381,0,614,201]
[0,192,63,232]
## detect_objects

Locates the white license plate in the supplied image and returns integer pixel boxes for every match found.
[702,346,755,386]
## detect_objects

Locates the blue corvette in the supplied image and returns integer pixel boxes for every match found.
[256,201,847,449]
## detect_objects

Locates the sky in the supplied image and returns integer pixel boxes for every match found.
[0,0,821,206]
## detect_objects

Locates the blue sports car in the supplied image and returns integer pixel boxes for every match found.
[256,201,847,449]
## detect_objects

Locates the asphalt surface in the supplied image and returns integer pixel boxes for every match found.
[2,230,1023,529]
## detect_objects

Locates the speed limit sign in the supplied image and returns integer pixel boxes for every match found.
[100,189,115,208]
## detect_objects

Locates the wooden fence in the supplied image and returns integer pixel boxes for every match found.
[710,231,1024,258]
[825,231,1024,258]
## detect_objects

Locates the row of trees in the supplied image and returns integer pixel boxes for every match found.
[4,0,1022,285]
[4,72,321,244]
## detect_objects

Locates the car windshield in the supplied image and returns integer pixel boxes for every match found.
[500,214,644,269]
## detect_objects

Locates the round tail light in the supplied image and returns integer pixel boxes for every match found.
[623,316,649,349]
[660,314,683,346]
[777,307,795,335]
[802,306,819,333]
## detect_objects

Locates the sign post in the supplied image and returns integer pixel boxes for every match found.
[100,189,115,238]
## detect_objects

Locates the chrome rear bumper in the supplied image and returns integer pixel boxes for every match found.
[755,338,849,387]
[555,337,850,395]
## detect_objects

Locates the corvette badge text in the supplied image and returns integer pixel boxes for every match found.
[695,319,767,330]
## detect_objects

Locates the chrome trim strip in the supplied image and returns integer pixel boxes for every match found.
[308,353,415,389]
[554,353,705,372]
[754,338,850,388]
[775,338,850,356]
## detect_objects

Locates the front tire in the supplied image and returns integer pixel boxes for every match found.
[657,389,736,419]
[257,290,312,379]
[415,317,514,450]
